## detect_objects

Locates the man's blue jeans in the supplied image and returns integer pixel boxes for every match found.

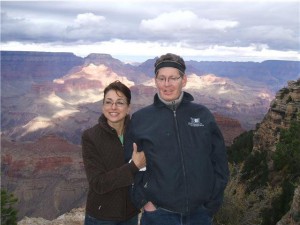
[140,206,213,225]
[84,214,138,225]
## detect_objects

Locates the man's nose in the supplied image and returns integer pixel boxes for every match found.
[164,78,171,85]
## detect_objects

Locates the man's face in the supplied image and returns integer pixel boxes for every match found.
[155,67,187,102]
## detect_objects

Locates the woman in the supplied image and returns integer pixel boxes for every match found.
[82,80,146,225]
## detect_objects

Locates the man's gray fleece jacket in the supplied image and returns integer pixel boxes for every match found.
[125,91,229,216]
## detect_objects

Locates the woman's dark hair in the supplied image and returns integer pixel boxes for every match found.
[103,80,131,104]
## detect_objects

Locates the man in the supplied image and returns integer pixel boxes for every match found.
[125,53,229,225]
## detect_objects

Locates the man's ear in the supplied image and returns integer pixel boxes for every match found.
[182,75,187,87]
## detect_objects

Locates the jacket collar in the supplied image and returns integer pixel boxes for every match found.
[98,114,130,134]
[153,91,194,107]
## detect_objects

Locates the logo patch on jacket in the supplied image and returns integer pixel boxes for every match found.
[188,117,204,127]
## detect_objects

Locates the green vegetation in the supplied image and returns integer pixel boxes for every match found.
[280,88,289,99]
[214,166,279,225]
[286,95,293,103]
[228,130,269,191]
[216,121,300,225]
[260,121,300,224]
[261,180,295,225]
[1,189,18,225]
[273,121,300,176]
[241,150,269,192]
[227,130,253,164]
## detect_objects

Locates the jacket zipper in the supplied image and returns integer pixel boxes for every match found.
[113,128,127,218]
[112,128,123,147]
[172,105,189,214]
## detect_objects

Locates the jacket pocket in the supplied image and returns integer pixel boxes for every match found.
[131,171,150,209]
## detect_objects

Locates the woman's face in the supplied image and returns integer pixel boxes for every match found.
[102,90,130,126]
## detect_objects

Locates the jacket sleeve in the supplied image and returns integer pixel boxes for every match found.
[124,117,148,209]
[205,120,230,213]
[82,131,139,195]
[130,171,148,209]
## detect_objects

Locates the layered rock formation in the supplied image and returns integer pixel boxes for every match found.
[2,52,300,222]
[253,79,300,152]
[185,60,300,92]
[18,208,85,225]
[1,135,87,220]
[277,186,300,225]
[2,61,248,146]
[1,51,83,80]
[17,208,138,225]
[186,74,272,129]
[251,79,300,224]
[214,113,245,146]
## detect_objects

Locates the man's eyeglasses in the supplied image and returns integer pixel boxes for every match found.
[103,100,127,108]
[156,76,182,84]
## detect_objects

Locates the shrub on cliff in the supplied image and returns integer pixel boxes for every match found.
[227,130,253,164]
[241,150,269,192]
[1,189,18,225]
[273,121,300,175]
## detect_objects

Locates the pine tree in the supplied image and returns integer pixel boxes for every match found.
[1,189,18,225]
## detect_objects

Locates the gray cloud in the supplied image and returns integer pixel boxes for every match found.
[1,0,299,60]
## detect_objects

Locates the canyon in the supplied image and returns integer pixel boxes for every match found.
[1,51,299,221]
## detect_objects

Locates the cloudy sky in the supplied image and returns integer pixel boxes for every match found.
[1,0,299,62]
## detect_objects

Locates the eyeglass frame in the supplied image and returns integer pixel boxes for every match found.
[103,99,128,108]
[155,75,182,84]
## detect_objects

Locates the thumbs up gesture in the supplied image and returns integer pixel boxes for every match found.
[132,143,146,169]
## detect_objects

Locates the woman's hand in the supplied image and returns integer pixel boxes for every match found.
[132,143,146,169]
